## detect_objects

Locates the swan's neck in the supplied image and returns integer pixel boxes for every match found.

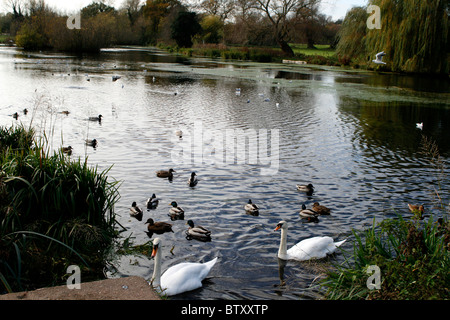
[278,227,289,260]
[151,249,161,288]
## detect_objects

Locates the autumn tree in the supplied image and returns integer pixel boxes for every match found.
[253,0,321,56]
[171,11,201,47]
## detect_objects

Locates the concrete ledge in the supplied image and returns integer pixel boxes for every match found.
[0,276,161,300]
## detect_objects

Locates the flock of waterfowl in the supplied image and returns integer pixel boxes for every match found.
[125,161,351,296]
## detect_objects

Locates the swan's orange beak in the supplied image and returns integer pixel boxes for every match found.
[151,245,158,258]
[274,224,281,231]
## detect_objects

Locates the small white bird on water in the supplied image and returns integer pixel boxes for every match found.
[373,51,386,65]
[416,122,423,130]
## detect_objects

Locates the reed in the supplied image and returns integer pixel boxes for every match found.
[0,125,120,293]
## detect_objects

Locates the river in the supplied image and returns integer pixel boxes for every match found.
[0,45,449,300]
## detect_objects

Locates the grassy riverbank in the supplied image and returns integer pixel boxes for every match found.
[158,43,341,66]
[0,125,120,293]
[320,136,450,300]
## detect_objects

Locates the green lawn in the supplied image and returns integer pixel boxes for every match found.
[289,43,336,57]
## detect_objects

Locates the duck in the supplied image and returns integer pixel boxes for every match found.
[175,130,183,138]
[145,218,173,237]
[168,201,184,220]
[130,201,143,217]
[156,168,175,179]
[408,203,425,219]
[88,115,102,122]
[188,172,198,187]
[244,199,259,215]
[312,202,331,215]
[112,75,121,82]
[61,146,73,155]
[146,194,159,210]
[150,237,218,296]
[274,220,346,261]
[85,139,98,147]
[408,203,424,214]
[185,220,211,242]
[296,183,314,195]
[299,204,319,219]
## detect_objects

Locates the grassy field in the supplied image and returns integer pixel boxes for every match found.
[289,44,336,58]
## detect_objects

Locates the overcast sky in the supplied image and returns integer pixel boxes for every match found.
[2,0,368,21]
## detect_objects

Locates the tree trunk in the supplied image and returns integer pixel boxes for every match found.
[277,39,294,57]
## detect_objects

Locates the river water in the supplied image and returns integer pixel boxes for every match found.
[0,46,449,300]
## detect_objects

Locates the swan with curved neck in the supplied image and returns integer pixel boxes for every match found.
[274,220,346,261]
[151,238,218,296]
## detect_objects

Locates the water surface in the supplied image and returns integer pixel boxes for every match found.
[0,46,449,300]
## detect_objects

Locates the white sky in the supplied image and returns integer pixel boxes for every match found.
[2,0,368,21]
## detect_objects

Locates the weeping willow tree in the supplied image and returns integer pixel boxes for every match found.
[336,6,368,65]
[337,0,449,74]
[365,0,449,74]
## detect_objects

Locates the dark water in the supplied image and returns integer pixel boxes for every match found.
[0,46,449,300]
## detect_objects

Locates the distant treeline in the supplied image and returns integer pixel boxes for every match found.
[0,0,341,54]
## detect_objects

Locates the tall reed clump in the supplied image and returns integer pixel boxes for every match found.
[319,136,449,299]
[0,125,120,293]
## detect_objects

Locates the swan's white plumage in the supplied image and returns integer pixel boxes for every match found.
[276,221,346,261]
[160,258,217,296]
[151,238,217,296]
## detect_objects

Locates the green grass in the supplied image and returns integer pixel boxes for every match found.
[289,44,336,58]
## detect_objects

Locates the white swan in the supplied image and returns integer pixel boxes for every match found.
[274,221,346,261]
[150,238,218,296]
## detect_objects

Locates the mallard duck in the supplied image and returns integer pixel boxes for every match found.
[85,138,98,147]
[188,172,198,187]
[146,194,159,210]
[130,201,143,217]
[151,237,218,296]
[299,204,319,219]
[408,204,424,214]
[244,199,259,215]
[156,168,175,179]
[296,183,314,194]
[312,202,331,215]
[408,203,425,220]
[275,220,346,261]
[88,115,102,122]
[61,146,73,155]
[168,201,184,220]
[185,220,211,242]
[145,218,173,237]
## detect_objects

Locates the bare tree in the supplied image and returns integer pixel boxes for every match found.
[253,0,320,56]
[197,0,236,21]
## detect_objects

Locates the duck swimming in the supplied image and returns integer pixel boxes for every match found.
[156,168,175,179]
[244,199,259,216]
[61,146,73,155]
[188,172,198,187]
[312,202,331,215]
[130,201,143,217]
[299,204,319,219]
[146,194,159,210]
[168,201,184,220]
[185,220,211,242]
[88,115,102,122]
[145,218,173,237]
[296,183,314,194]
[85,139,98,147]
